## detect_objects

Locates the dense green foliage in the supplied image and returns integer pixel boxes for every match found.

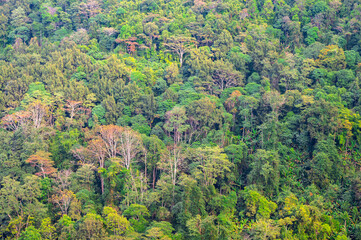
[0,0,361,239]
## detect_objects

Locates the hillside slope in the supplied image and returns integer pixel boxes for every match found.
[0,0,361,239]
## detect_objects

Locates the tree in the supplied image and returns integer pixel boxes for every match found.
[250,219,280,240]
[1,110,31,131]
[11,7,27,28]
[278,194,333,239]
[72,145,91,165]
[186,215,218,240]
[213,30,234,58]
[39,217,56,240]
[247,150,280,196]
[148,221,174,238]
[78,213,107,240]
[98,125,122,159]
[163,106,189,144]
[69,29,90,45]
[74,164,95,191]
[89,105,106,127]
[187,47,214,92]
[164,63,181,85]
[246,0,259,16]
[21,82,53,128]
[57,215,76,240]
[212,60,243,93]
[117,127,142,170]
[64,100,83,120]
[259,91,285,148]
[158,145,184,201]
[0,176,44,239]
[302,99,339,141]
[26,151,57,178]
[237,94,259,138]
[144,22,159,48]
[189,146,233,187]
[79,0,101,19]
[153,175,174,209]
[53,170,73,192]
[74,125,142,194]
[0,13,9,46]
[186,98,223,142]
[241,188,277,220]
[145,226,172,240]
[87,138,107,194]
[311,138,343,187]
[261,0,275,21]
[316,45,346,71]
[27,100,49,128]
[142,135,165,189]
[123,204,150,232]
[19,226,42,240]
[103,207,131,237]
[164,36,195,67]
[51,190,75,215]
[116,36,140,55]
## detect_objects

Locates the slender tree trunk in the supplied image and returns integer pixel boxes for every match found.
[100,175,104,195]
[180,52,183,68]
[144,151,147,183]
[153,167,156,189]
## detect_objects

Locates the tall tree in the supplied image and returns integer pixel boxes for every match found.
[118,127,142,170]
[87,139,107,194]
[164,36,195,67]
[98,125,122,159]
[158,144,184,194]
[189,146,233,187]
[26,151,57,178]
[51,189,75,216]
[163,106,189,144]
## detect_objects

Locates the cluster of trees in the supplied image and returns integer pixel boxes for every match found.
[1,0,361,239]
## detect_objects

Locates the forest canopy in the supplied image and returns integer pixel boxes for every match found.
[0,0,361,239]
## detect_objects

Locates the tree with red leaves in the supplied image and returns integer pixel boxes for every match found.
[26,151,57,178]
[87,138,107,194]
[1,110,31,131]
[116,37,141,55]
[118,127,142,170]
[73,125,142,194]
[98,125,122,159]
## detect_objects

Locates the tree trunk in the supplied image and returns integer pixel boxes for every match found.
[153,167,156,189]
[180,52,183,68]
[100,176,104,195]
